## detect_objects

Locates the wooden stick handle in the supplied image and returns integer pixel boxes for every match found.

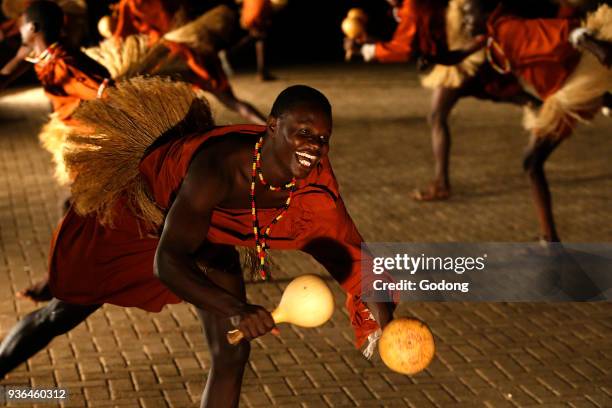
[227,329,244,345]
[227,309,281,345]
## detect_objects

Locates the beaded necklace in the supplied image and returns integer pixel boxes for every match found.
[25,42,59,65]
[251,136,296,280]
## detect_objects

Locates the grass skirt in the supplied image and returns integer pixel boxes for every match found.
[63,77,214,229]
[523,5,612,139]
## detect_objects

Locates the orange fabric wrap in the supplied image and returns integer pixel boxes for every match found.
[113,0,229,93]
[240,0,269,30]
[33,45,110,121]
[375,0,447,63]
[113,0,177,41]
[49,125,389,348]
[161,40,230,93]
[486,6,580,98]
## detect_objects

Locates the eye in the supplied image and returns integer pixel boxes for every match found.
[299,128,309,135]
[319,135,329,144]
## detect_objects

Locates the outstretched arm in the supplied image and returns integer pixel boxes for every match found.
[155,146,275,340]
[0,46,33,91]
[577,33,612,68]
[300,191,396,347]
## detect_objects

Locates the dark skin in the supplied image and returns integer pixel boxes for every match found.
[1,13,80,301]
[578,34,612,68]
[224,27,276,81]
[0,103,395,399]
[413,0,492,200]
[342,0,532,201]
[2,9,261,300]
[0,48,32,90]
[522,134,563,242]
[141,45,267,125]
[0,13,50,87]
[156,102,393,407]
[412,76,541,201]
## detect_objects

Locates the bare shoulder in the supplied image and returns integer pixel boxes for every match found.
[183,132,258,205]
[189,132,256,173]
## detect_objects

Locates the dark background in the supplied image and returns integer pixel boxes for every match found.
[0,0,401,86]
[0,0,398,69]
[262,0,394,65]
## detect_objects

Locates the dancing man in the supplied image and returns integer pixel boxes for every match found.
[0,80,394,407]
[111,0,266,124]
[344,0,538,201]
[0,1,112,301]
[485,2,612,241]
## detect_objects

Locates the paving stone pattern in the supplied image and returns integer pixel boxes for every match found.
[0,65,610,407]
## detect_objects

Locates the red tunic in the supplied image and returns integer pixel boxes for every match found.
[113,0,230,93]
[556,3,579,19]
[49,125,383,347]
[486,6,580,99]
[241,0,271,31]
[32,44,111,121]
[113,0,179,42]
[375,0,447,63]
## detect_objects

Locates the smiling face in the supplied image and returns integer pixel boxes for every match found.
[268,102,332,180]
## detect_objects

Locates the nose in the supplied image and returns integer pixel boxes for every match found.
[312,139,328,154]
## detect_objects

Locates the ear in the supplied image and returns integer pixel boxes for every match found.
[267,116,277,133]
[31,22,40,34]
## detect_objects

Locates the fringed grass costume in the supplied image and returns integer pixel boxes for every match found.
[102,0,236,92]
[33,43,111,186]
[487,4,612,139]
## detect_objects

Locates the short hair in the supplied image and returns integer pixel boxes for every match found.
[24,1,65,43]
[270,85,332,119]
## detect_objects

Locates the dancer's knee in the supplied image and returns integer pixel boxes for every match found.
[428,108,450,131]
[33,300,94,335]
[211,341,250,370]
[523,147,545,175]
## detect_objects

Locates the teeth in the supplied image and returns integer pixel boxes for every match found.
[296,152,317,160]
[298,159,311,167]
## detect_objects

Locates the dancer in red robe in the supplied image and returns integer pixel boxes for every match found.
[0,80,395,408]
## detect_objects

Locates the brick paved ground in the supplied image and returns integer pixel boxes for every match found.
[0,64,611,407]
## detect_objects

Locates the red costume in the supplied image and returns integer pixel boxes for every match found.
[49,125,384,348]
[113,0,230,92]
[240,0,271,31]
[31,43,110,121]
[113,0,179,42]
[486,6,581,99]
[374,0,447,63]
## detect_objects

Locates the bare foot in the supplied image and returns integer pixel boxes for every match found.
[412,184,451,201]
[16,278,52,302]
[257,71,277,82]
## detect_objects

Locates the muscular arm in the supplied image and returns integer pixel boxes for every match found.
[300,192,395,346]
[154,147,245,316]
